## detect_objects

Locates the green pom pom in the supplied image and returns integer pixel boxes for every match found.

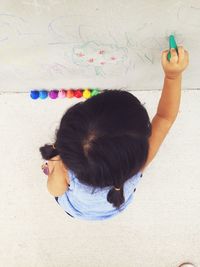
[91,88,100,96]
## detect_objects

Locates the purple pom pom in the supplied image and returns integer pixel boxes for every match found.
[49,90,59,99]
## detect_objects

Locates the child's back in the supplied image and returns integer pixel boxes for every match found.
[40,46,189,220]
[57,168,142,220]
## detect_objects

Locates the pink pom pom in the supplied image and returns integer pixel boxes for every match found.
[58,89,66,98]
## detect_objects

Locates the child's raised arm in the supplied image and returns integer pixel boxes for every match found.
[141,46,189,172]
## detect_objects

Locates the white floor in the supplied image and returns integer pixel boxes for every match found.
[0,89,200,267]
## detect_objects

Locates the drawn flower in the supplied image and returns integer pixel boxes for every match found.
[72,41,127,67]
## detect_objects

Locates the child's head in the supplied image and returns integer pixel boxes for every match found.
[40,89,152,208]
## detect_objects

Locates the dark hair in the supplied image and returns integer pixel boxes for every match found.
[39,89,152,208]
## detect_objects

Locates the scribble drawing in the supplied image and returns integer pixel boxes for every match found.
[0,14,27,43]
[72,41,128,76]
[48,16,85,42]
[45,63,68,77]
[0,13,160,79]
[22,0,64,14]
[37,15,156,76]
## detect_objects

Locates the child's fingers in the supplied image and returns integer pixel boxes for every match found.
[162,46,186,64]
[161,49,177,63]
[177,46,185,63]
[170,48,178,63]
[162,49,169,54]
[178,46,189,65]
[41,162,49,175]
[161,50,170,64]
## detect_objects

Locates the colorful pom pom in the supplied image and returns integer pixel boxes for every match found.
[74,89,83,98]
[30,90,40,100]
[30,88,101,100]
[58,89,66,98]
[91,88,100,96]
[39,90,48,99]
[66,89,74,98]
[49,90,59,99]
[83,89,91,99]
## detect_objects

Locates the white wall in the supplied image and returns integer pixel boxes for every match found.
[0,0,199,91]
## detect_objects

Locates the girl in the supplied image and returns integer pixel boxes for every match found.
[40,46,189,220]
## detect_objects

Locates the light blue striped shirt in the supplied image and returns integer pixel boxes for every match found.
[57,170,143,221]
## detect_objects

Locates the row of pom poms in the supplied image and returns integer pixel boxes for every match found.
[30,88,101,100]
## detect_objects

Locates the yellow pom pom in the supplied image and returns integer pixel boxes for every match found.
[83,89,91,99]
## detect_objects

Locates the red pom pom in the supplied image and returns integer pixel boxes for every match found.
[74,89,83,98]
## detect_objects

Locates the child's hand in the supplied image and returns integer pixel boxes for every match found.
[41,155,60,175]
[41,155,67,176]
[41,160,55,175]
[161,46,189,80]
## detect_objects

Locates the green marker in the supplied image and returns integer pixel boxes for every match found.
[167,35,178,61]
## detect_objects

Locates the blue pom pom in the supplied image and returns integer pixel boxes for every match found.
[39,90,48,99]
[30,90,39,99]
